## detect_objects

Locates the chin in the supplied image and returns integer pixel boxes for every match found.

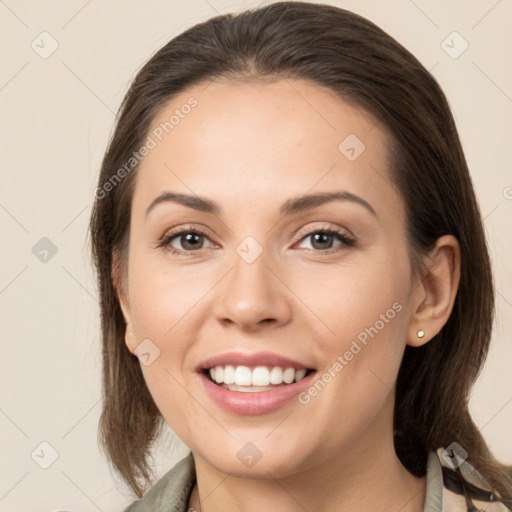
[194,437,313,479]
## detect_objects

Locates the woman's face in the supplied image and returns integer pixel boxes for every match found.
[120,78,417,478]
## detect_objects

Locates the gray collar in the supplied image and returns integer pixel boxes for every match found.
[123,453,196,512]
[423,449,444,511]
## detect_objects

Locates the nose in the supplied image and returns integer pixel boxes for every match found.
[212,246,293,332]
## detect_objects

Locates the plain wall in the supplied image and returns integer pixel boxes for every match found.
[1,0,511,510]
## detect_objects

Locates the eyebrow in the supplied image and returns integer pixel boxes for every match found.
[145,190,377,219]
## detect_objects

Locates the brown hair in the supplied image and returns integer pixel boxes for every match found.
[88,1,512,503]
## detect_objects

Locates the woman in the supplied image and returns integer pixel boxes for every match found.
[89,2,512,511]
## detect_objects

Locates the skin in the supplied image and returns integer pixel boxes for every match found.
[114,77,460,512]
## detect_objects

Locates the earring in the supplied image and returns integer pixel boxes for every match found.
[417,330,425,338]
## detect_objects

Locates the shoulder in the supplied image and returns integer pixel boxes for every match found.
[123,453,196,512]
[424,446,511,512]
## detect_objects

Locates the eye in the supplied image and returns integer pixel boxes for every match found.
[295,228,355,252]
[158,227,215,254]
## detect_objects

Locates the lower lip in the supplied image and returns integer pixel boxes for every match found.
[198,371,316,415]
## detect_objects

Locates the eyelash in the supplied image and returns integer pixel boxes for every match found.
[157,225,355,256]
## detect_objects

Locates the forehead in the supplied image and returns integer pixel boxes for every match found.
[133,78,400,220]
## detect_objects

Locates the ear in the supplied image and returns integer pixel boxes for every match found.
[407,235,461,347]
[112,250,136,354]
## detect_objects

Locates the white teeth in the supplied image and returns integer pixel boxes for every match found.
[234,365,252,386]
[208,364,309,388]
[252,366,269,386]
[223,365,235,384]
[283,368,295,384]
[294,368,307,382]
[214,366,224,384]
[269,367,283,384]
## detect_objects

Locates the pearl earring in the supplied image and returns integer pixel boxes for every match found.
[417,330,425,338]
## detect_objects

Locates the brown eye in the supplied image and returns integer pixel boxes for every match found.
[297,229,355,252]
[175,232,205,251]
[309,232,335,250]
[159,229,214,254]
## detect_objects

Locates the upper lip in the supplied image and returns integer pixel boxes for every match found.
[198,351,315,371]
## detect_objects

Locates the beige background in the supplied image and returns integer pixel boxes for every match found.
[1,0,511,510]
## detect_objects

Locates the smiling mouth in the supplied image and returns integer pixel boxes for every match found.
[204,365,315,393]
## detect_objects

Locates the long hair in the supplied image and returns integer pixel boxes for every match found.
[88,1,511,502]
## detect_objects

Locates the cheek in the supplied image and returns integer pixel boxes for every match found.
[297,253,410,414]
[138,361,221,451]
[127,251,204,350]
[298,252,409,350]
[125,252,220,422]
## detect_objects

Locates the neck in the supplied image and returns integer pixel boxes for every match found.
[189,425,426,512]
